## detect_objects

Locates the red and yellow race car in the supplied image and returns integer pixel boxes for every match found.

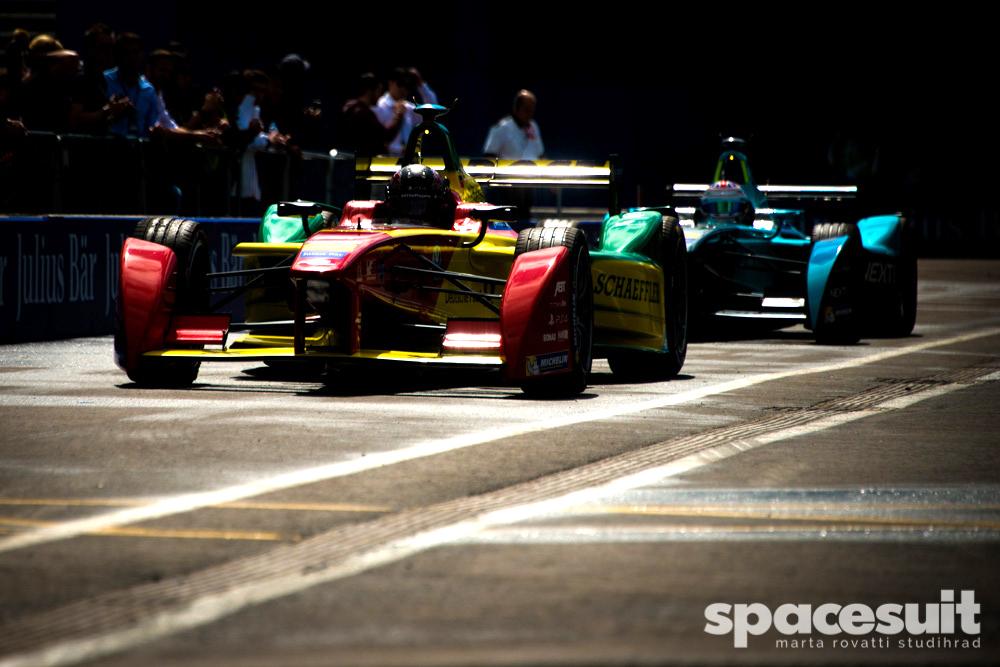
[115,106,687,396]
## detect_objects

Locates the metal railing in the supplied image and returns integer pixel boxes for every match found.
[0,131,355,217]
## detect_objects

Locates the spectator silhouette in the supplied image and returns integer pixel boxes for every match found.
[373,67,438,156]
[103,32,157,137]
[19,35,80,133]
[234,69,289,213]
[341,72,404,157]
[261,54,321,153]
[69,23,125,134]
[162,42,203,127]
[145,49,221,145]
[483,90,545,220]
[483,89,544,159]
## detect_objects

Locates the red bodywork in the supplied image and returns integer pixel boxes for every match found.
[115,238,178,372]
[500,247,575,382]
[116,198,576,386]
[115,238,230,374]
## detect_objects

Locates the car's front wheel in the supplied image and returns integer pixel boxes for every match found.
[118,217,209,387]
[514,226,593,398]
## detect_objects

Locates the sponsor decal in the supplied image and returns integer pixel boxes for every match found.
[594,272,660,304]
[432,245,443,267]
[526,350,569,376]
[6,233,133,319]
[299,250,348,259]
[362,259,383,284]
[554,280,566,296]
[823,305,853,323]
[704,589,981,650]
[445,293,484,304]
[542,329,568,343]
[865,261,896,285]
[444,282,498,305]
[1,223,255,340]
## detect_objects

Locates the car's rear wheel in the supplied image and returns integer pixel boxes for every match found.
[120,217,209,386]
[607,215,688,380]
[885,221,917,337]
[514,226,593,398]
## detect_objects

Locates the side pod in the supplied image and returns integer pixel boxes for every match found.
[114,238,177,373]
[500,246,574,382]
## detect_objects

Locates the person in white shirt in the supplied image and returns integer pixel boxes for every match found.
[374,67,438,156]
[482,89,544,160]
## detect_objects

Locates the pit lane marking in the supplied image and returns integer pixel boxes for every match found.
[0,327,997,559]
[1,353,998,666]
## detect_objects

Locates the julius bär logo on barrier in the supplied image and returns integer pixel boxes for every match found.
[704,590,981,650]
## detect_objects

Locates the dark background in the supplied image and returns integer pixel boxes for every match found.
[46,3,991,222]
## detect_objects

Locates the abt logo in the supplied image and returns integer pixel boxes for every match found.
[704,590,980,648]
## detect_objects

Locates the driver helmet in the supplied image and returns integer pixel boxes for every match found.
[701,180,751,221]
[386,164,451,222]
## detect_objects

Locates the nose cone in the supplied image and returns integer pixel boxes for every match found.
[291,231,391,277]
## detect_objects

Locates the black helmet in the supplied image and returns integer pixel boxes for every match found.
[386,164,450,220]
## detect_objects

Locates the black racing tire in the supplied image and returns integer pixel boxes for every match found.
[809,222,861,345]
[514,226,593,398]
[607,215,688,380]
[811,222,860,245]
[885,221,918,337]
[123,217,210,386]
[133,217,211,312]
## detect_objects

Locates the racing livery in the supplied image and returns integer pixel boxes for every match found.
[114,106,689,395]
[663,137,916,343]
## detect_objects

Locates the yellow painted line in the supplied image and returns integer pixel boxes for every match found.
[0,498,393,513]
[574,505,1000,530]
[0,517,283,541]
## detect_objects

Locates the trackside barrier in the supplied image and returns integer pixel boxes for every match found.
[0,132,355,217]
[0,216,259,343]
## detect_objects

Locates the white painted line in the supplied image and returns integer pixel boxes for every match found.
[1,328,997,557]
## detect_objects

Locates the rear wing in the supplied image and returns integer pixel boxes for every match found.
[669,183,857,201]
[358,156,611,187]
[356,156,622,216]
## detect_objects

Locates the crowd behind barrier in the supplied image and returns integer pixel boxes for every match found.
[1,23,997,345]
[1,130,354,217]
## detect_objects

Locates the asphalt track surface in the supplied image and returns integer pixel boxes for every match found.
[0,258,998,666]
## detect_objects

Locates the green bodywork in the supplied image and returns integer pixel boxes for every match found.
[589,210,669,353]
[258,205,332,243]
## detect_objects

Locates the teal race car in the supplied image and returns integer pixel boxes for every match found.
[658,137,916,343]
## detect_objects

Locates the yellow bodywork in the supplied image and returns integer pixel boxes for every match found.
[147,226,518,363]
[590,256,665,352]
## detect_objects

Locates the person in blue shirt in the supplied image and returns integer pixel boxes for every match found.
[102,33,157,137]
